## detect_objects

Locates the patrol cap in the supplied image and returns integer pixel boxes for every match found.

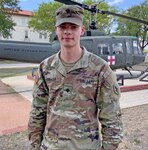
[55,5,84,26]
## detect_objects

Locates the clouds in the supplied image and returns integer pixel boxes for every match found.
[108,0,124,6]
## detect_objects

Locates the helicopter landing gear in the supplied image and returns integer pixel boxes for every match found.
[124,67,133,76]
[139,67,148,82]
[117,74,124,86]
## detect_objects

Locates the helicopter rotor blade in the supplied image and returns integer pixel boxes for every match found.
[55,0,79,5]
[55,0,148,25]
[101,10,148,25]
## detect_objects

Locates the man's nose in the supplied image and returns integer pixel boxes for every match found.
[64,28,72,34]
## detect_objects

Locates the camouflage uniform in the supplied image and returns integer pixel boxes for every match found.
[28,48,123,150]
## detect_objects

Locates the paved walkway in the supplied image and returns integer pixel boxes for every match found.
[0,63,38,69]
[0,75,148,135]
[2,75,148,105]
[0,80,31,136]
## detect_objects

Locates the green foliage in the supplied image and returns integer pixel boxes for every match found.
[29,2,62,33]
[29,0,118,37]
[115,0,148,50]
[83,0,118,33]
[0,0,20,38]
[83,0,112,31]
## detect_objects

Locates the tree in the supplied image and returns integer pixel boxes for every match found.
[115,0,148,50]
[28,2,62,35]
[29,0,118,39]
[0,0,20,38]
[82,0,118,34]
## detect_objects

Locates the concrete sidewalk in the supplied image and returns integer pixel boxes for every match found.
[2,76,33,101]
[2,75,148,108]
[0,63,38,69]
[0,80,31,135]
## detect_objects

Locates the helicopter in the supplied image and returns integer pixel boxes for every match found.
[0,0,147,72]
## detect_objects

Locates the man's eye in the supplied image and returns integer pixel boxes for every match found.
[58,25,79,30]
[59,26,65,29]
[71,26,78,29]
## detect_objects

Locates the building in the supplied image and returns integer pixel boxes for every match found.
[0,10,49,43]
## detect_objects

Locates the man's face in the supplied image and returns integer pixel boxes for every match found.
[55,23,85,48]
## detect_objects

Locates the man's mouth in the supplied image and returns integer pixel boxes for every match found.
[63,36,73,39]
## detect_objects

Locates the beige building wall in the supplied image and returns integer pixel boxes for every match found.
[0,11,49,43]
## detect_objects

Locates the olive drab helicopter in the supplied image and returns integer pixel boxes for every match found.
[0,0,147,72]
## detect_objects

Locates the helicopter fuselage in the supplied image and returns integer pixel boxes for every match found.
[0,36,145,69]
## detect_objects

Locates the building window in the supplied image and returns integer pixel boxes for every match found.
[8,30,13,39]
[39,33,42,39]
[44,33,47,39]
[25,31,28,38]
[39,32,47,39]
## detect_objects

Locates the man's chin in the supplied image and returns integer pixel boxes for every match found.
[62,43,74,48]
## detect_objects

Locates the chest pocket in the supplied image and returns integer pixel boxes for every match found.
[75,76,98,101]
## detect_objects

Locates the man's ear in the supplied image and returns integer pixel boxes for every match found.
[81,25,85,36]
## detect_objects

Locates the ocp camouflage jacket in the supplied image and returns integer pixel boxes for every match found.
[28,48,123,150]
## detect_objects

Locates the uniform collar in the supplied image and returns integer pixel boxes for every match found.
[51,47,90,76]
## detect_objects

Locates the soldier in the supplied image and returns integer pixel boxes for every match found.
[28,5,123,150]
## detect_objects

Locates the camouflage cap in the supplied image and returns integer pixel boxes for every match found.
[55,5,84,26]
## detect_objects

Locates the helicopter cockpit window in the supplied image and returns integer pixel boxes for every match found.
[112,43,123,54]
[133,40,142,54]
[97,43,110,55]
[126,41,131,54]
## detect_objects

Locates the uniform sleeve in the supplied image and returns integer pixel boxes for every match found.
[28,64,49,150]
[97,64,123,150]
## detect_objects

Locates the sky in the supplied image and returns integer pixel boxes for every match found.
[19,0,145,11]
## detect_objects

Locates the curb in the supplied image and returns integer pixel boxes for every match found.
[120,83,148,92]
[0,126,27,136]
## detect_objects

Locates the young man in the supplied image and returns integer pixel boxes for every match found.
[28,5,123,150]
